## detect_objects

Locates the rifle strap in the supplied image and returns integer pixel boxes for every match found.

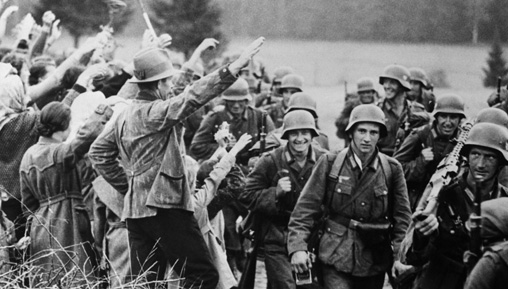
[269,149,304,193]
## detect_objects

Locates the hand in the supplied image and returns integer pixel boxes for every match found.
[47,19,62,43]
[276,176,291,197]
[421,147,434,162]
[16,236,30,250]
[196,38,219,54]
[229,37,265,75]
[142,29,158,49]
[1,5,18,20]
[78,31,111,55]
[42,11,56,27]
[76,63,111,89]
[413,210,439,236]
[392,260,413,278]
[291,251,311,274]
[158,33,172,48]
[229,133,252,156]
[15,13,35,40]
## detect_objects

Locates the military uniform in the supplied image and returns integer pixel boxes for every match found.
[288,148,411,285]
[190,106,275,166]
[406,173,508,289]
[394,124,457,210]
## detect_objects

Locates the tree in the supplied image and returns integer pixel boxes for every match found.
[483,30,508,87]
[32,0,133,47]
[150,0,226,59]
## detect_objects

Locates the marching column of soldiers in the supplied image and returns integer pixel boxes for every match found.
[0,8,508,289]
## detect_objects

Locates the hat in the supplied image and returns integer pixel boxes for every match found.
[222,78,252,101]
[130,47,176,83]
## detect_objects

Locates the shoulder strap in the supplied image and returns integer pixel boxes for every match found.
[379,153,392,192]
[323,149,349,213]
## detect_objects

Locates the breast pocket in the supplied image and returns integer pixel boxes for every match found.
[330,182,352,214]
[372,185,389,218]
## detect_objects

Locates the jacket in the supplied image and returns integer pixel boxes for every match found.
[241,145,326,250]
[287,148,411,276]
[393,123,457,209]
[377,97,411,156]
[89,66,237,220]
[406,172,508,289]
[190,105,275,165]
[20,104,112,285]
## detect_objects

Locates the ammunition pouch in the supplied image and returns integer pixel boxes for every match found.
[329,214,392,247]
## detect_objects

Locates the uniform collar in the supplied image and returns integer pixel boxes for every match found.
[347,146,379,171]
[226,107,249,121]
[284,144,316,165]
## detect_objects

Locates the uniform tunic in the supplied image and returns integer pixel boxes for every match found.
[406,173,508,289]
[288,148,411,277]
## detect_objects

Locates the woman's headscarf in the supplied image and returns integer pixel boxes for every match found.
[0,74,28,132]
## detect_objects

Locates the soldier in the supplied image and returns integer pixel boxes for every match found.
[465,198,508,289]
[286,92,329,150]
[254,66,294,107]
[377,64,429,156]
[408,67,435,112]
[406,122,508,289]
[240,110,327,289]
[265,73,304,128]
[288,104,411,289]
[336,77,378,146]
[190,77,275,168]
[394,94,466,210]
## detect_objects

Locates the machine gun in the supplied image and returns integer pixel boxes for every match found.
[399,119,474,262]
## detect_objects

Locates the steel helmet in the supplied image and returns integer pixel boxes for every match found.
[357,77,376,93]
[281,110,319,140]
[461,122,508,163]
[476,107,508,128]
[285,92,317,118]
[433,94,466,119]
[379,64,411,91]
[280,74,304,91]
[409,67,430,89]
[222,78,252,101]
[345,104,387,137]
[273,66,294,83]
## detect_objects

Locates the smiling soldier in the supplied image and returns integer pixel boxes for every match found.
[288,104,411,289]
[394,94,466,211]
[240,110,327,289]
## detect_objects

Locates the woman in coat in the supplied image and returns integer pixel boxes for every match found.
[20,101,111,286]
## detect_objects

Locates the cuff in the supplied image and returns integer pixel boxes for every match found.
[221,64,238,81]
[72,83,87,94]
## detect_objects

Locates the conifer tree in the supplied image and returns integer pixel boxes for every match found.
[483,29,508,87]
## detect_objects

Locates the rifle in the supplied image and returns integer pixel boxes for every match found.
[238,112,268,289]
[344,81,348,102]
[464,181,483,273]
[399,119,474,263]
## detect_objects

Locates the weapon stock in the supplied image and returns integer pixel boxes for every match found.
[259,111,267,155]
[399,120,474,263]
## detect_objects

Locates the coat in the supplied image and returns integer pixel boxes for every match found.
[406,172,508,289]
[19,104,112,285]
[89,66,237,220]
[190,106,275,166]
[287,148,411,277]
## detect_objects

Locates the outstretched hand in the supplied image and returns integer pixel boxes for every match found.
[196,38,219,54]
[229,37,265,75]
[229,133,252,156]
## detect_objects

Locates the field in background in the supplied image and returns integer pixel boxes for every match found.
[48,35,494,149]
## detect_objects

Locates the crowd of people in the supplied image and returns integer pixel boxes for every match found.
[0,6,507,289]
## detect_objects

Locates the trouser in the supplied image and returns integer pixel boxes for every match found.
[322,265,384,289]
[126,209,218,289]
[264,248,296,289]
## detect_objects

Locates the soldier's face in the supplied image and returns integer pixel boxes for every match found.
[350,123,380,155]
[383,79,402,99]
[358,90,376,104]
[409,80,423,97]
[225,99,248,116]
[435,113,461,138]
[468,147,501,183]
[158,77,175,100]
[287,129,312,155]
